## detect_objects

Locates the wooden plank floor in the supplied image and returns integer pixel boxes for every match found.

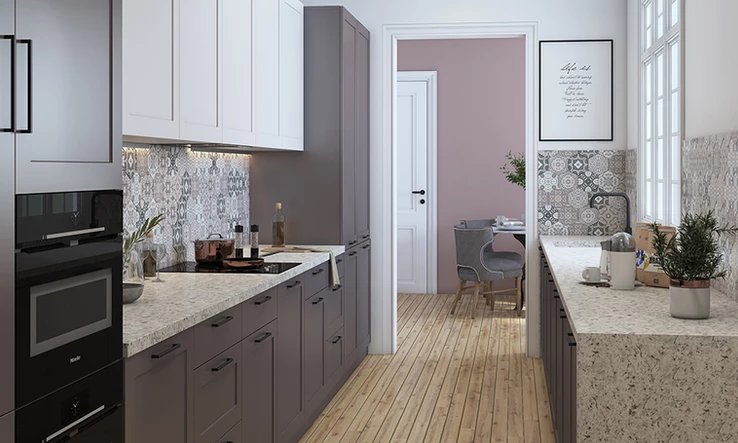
[300,293,556,443]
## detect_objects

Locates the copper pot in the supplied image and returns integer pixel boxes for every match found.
[194,233,235,263]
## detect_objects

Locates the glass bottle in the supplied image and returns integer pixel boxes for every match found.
[250,224,259,258]
[235,224,244,258]
[272,202,286,247]
[142,232,156,277]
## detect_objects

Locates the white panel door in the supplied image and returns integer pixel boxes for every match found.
[278,0,303,151]
[123,0,179,141]
[222,0,255,146]
[180,0,222,143]
[253,0,281,148]
[397,80,428,294]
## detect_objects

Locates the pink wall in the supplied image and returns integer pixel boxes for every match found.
[398,38,526,294]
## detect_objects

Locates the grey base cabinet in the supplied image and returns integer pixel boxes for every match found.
[193,343,242,443]
[277,278,305,443]
[540,250,577,443]
[0,412,13,443]
[242,321,277,443]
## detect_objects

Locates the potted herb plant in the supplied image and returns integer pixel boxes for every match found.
[500,151,526,189]
[123,214,165,304]
[651,211,738,319]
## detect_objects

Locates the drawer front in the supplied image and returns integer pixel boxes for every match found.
[194,306,242,369]
[215,421,242,443]
[335,254,345,279]
[242,288,278,338]
[194,343,242,443]
[242,321,277,443]
[324,328,344,386]
[305,262,329,299]
[325,284,344,338]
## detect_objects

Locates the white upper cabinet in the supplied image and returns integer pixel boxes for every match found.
[123,0,179,142]
[279,0,304,151]
[122,0,304,151]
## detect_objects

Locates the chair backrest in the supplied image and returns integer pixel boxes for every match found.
[460,219,496,229]
[453,224,496,277]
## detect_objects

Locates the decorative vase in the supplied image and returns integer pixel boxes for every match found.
[123,244,145,304]
[669,279,710,319]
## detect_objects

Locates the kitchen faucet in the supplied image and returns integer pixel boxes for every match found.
[589,192,632,235]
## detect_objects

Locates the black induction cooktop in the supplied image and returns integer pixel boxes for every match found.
[160,261,300,274]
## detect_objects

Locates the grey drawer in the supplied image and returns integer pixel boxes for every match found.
[305,261,329,299]
[325,284,344,338]
[194,343,242,443]
[242,288,278,338]
[324,328,344,386]
[215,421,241,443]
[335,254,345,279]
[194,306,242,369]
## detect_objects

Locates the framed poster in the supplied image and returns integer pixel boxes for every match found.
[539,40,613,141]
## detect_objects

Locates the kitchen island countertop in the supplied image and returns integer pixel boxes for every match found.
[122,245,344,358]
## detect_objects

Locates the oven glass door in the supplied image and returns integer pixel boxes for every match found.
[30,268,112,357]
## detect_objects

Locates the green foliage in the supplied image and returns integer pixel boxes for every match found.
[500,151,526,189]
[650,211,738,282]
[123,214,165,270]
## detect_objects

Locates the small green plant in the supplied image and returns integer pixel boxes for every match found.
[123,214,165,271]
[650,211,738,283]
[500,151,526,189]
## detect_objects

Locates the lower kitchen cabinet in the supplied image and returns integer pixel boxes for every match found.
[357,242,371,347]
[343,249,358,360]
[242,322,277,443]
[125,330,195,443]
[0,412,13,442]
[216,421,242,443]
[304,289,327,413]
[193,343,242,443]
[277,276,306,443]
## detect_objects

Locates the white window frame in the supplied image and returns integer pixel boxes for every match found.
[639,0,683,225]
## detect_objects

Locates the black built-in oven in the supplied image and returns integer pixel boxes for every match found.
[15,190,123,408]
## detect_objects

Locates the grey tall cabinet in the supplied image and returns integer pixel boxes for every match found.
[250,6,370,249]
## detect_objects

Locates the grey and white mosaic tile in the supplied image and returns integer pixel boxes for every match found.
[624,148,638,222]
[122,146,250,268]
[683,132,738,301]
[538,150,627,236]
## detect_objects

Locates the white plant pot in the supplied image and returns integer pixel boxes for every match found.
[669,281,710,319]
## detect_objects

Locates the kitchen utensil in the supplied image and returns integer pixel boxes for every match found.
[194,233,235,263]
[581,267,601,282]
[222,257,265,269]
[599,239,611,279]
[609,232,636,290]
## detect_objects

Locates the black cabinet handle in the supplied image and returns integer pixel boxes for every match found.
[362,235,370,239]
[332,285,342,292]
[254,332,272,343]
[362,244,370,249]
[151,343,180,359]
[0,35,14,133]
[567,333,577,347]
[312,268,325,275]
[254,295,272,305]
[211,358,234,372]
[349,251,358,257]
[336,259,343,264]
[312,297,324,305]
[287,280,301,289]
[349,240,358,245]
[412,190,425,195]
[331,336,342,344]
[16,39,32,133]
[559,309,567,319]
[553,295,560,299]
[211,316,234,328]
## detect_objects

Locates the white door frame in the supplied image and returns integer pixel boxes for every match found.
[396,70,438,295]
[376,22,539,357]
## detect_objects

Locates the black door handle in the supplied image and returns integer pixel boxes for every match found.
[254,295,272,305]
[312,297,324,305]
[349,251,358,257]
[331,336,342,344]
[151,343,181,359]
[287,280,301,289]
[312,268,325,275]
[16,39,31,133]
[412,190,426,195]
[254,332,272,343]
[336,259,343,264]
[211,316,234,328]
[0,35,14,133]
[211,358,234,372]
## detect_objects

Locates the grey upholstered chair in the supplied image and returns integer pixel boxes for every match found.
[460,219,524,265]
[451,224,524,319]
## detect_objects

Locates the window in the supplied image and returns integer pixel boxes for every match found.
[640,0,681,225]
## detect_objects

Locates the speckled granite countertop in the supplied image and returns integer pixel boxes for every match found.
[540,236,738,339]
[123,245,345,358]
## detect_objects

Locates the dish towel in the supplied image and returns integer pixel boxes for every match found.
[268,246,340,287]
[329,251,341,287]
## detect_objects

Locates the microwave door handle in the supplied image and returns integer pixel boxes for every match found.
[44,405,106,442]
[43,227,106,240]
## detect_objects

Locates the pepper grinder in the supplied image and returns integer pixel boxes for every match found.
[234,224,244,258]
[250,224,259,258]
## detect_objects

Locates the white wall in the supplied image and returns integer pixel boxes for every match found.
[302,0,628,355]
[627,0,639,150]
[684,0,738,139]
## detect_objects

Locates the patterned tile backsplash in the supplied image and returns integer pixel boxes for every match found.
[683,132,738,301]
[122,146,250,267]
[538,150,627,236]
[625,148,638,221]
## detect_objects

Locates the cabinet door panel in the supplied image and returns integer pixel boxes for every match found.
[343,249,358,358]
[125,330,194,443]
[0,131,12,416]
[355,26,370,240]
[194,343,242,443]
[254,0,281,148]
[242,322,277,443]
[180,0,221,142]
[222,0,255,145]
[279,0,303,151]
[357,242,371,346]
[15,0,122,193]
[341,16,357,247]
[123,0,178,140]
[217,421,242,443]
[0,412,13,443]
[277,278,304,442]
[324,329,344,388]
[325,284,344,338]
[304,290,326,409]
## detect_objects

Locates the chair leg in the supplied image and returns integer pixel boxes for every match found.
[485,282,491,305]
[450,279,465,315]
[516,276,523,317]
[489,281,496,311]
[471,282,480,319]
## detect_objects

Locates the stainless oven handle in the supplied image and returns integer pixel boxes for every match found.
[44,404,105,442]
[43,227,106,240]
